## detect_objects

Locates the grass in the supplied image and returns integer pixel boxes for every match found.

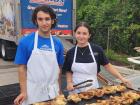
[105,49,130,65]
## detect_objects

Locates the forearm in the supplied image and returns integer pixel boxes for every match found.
[104,63,132,87]
[58,66,62,92]
[66,71,73,83]
[18,65,27,93]
[104,63,124,80]
[66,71,74,91]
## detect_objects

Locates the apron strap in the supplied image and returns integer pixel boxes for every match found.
[34,31,38,50]
[50,35,55,53]
[88,43,96,62]
[73,46,77,63]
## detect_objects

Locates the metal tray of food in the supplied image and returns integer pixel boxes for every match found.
[67,85,140,105]
[32,85,140,105]
[67,92,140,105]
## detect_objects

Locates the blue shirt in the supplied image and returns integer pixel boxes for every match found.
[14,32,64,66]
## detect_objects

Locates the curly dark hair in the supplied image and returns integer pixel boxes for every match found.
[32,5,57,28]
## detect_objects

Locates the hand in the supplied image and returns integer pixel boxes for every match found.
[120,78,132,88]
[67,82,74,91]
[14,92,27,105]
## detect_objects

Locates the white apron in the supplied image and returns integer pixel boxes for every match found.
[22,31,60,105]
[71,43,99,93]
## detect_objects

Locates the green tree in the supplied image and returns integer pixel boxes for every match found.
[77,0,140,55]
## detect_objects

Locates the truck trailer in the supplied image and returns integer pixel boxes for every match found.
[0,0,76,60]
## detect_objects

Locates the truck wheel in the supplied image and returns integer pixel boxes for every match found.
[1,40,17,60]
[1,40,8,60]
[0,40,2,57]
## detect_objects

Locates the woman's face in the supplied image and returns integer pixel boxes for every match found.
[75,26,90,45]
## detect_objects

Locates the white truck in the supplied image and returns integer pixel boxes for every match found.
[0,0,75,60]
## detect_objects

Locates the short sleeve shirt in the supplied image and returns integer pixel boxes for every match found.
[14,32,64,66]
[62,43,109,73]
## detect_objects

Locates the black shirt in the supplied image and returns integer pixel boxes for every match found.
[62,43,109,73]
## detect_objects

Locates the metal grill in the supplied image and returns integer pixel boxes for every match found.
[67,91,140,105]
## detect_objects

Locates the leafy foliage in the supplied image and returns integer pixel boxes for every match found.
[77,0,140,55]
